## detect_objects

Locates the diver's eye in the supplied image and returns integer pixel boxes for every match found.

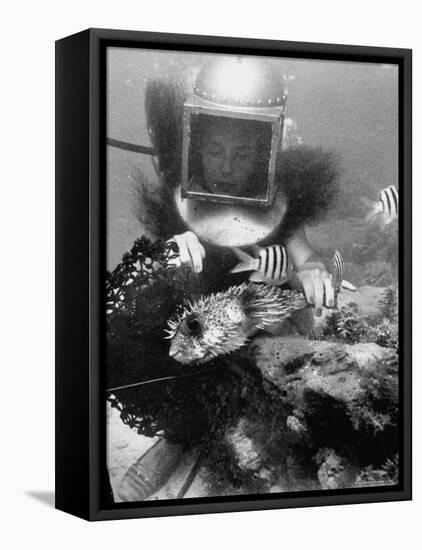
[186,317,202,335]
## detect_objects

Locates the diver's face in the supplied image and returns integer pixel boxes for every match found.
[200,120,257,196]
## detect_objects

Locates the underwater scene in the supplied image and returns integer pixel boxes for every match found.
[106,48,399,502]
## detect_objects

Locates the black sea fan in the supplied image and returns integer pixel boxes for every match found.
[106,237,255,446]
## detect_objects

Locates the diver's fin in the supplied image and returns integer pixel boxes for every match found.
[230,247,259,274]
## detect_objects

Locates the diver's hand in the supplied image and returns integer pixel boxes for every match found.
[296,262,335,316]
[167,231,206,273]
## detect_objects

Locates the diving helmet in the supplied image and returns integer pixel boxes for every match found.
[181,56,287,207]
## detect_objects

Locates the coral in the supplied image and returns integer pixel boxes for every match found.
[355,455,399,487]
[322,287,398,350]
[313,448,349,490]
[379,286,399,322]
[323,302,369,344]
[370,318,398,349]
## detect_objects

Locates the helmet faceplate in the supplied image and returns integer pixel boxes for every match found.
[181,57,287,207]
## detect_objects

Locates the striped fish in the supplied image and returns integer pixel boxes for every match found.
[331,250,356,298]
[331,250,344,295]
[230,244,291,286]
[361,185,398,227]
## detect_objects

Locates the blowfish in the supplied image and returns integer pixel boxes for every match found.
[166,250,353,364]
[230,244,291,286]
[166,283,306,364]
[361,185,398,227]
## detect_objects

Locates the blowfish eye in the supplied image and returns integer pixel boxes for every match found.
[185,316,202,336]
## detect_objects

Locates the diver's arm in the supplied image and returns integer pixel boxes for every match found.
[285,227,334,313]
[285,227,322,267]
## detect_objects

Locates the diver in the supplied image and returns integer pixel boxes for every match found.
[143,56,339,314]
[117,56,340,501]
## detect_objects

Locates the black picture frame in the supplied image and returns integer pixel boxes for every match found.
[55,28,412,521]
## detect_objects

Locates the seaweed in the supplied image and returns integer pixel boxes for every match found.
[380,286,399,322]
[323,303,369,344]
[323,287,398,349]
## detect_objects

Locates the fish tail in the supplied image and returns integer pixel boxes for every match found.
[374,212,390,229]
[360,196,380,222]
[230,247,259,274]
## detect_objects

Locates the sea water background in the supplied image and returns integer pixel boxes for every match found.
[107,48,398,277]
